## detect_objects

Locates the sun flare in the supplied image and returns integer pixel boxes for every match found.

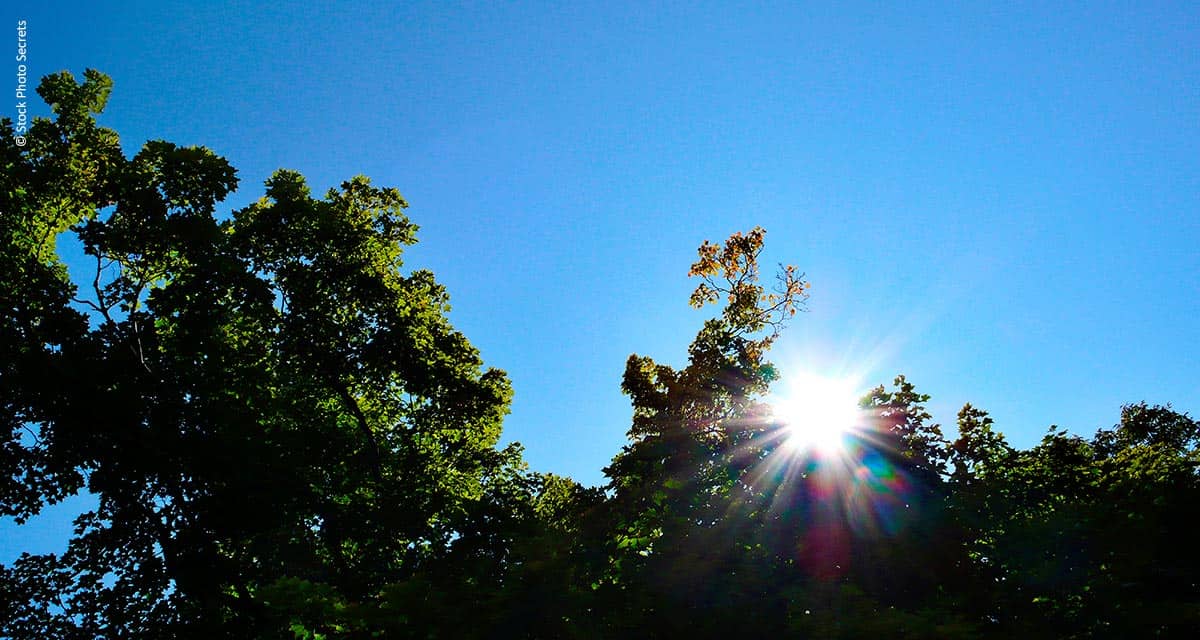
[770,371,862,454]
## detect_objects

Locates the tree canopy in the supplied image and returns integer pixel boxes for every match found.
[3,70,1199,639]
[1,69,525,638]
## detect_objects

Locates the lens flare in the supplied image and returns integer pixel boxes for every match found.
[736,368,923,582]
[770,372,862,455]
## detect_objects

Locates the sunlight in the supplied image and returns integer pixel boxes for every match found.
[745,368,918,567]
[770,371,862,455]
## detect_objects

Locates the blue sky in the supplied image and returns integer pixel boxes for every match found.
[4,1,1198,558]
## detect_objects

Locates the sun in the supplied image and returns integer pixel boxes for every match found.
[770,371,862,454]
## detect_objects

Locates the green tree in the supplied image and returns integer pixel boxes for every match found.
[597,227,809,636]
[948,405,1200,638]
[1,70,521,639]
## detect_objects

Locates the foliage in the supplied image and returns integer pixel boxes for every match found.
[4,70,1198,639]
[592,227,809,636]
[1,70,522,638]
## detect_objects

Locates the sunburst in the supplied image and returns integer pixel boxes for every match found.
[769,370,862,455]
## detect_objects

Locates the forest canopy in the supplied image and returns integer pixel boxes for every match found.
[2,70,1199,639]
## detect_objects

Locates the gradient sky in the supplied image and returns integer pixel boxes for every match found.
[3,1,1198,559]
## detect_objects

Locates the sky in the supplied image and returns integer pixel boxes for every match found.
[3,1,1198,559]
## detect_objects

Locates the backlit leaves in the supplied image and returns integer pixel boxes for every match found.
[687,226,809,360]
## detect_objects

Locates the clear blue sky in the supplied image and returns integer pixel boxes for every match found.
[4,1,1198,559]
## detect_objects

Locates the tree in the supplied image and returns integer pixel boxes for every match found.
[596,227,809,636]
[942,404,1200,638]
[1,69,521,638]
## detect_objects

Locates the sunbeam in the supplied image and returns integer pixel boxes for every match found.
[770,371,863,455]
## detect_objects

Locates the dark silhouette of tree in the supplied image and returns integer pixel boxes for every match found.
[590,227,811,637]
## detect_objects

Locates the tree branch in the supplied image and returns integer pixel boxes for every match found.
[332,380,384,482]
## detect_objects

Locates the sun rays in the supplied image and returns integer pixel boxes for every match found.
[769,370,863,455]
[720,367,920,577]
